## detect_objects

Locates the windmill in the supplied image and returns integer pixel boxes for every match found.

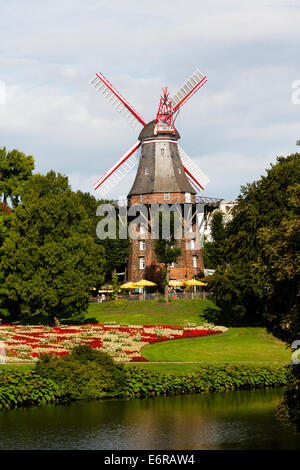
[90,70,214,283]
[90,70,210,197]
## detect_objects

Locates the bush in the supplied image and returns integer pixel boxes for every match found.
[0,369,62,409]
[0,359,289,409]
[123,365,289,398]
[35,345,126,401]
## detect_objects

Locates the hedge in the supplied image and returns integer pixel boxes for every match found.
[0,364,289,409]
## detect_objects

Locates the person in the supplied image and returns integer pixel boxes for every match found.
[101,293,106,303]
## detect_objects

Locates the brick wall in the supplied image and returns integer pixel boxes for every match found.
[129,192,196,205]
[126,205,204,284]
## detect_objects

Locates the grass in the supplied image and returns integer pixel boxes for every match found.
[1,300,291,374]
[140,327,291,366]
[86,298,214,325]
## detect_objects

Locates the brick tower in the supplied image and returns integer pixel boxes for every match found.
[126,119,204,283]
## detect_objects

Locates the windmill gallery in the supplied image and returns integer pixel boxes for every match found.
[90,70,222,284]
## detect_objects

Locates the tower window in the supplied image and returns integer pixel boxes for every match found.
[161,148,164,155]
[139,257,145,270]
[145,168,149,175]
[190,239,195,250]
[192,256,197,268]
[185,192,191,203]
[164,192,170,200]
[140,240,146,250]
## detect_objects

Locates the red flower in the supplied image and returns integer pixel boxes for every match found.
[130,356,149,362]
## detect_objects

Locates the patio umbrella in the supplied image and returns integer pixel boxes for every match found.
[134,280,157,287]
[185,279,207,286]
[120,282,139,289]
[185,279,207,299]
[134,279,157,300]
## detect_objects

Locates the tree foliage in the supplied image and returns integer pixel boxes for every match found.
[76,190,130,279]
[206,154,300,342]
[0,146,34,207]
[154,239,181,302]
[203,210,227,268]
[0,171,105,323]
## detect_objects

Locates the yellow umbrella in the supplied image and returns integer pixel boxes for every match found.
[134,279,157,287]
[185,279,207,286]
[185,279,207,299]
[120,282,139,289]
[169,280,185,287]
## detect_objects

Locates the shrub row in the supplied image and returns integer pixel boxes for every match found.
[0,369,62,409]
[123,365,289,398]
[0,363,289,409]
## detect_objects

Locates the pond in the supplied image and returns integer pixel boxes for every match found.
[0,388,299,450]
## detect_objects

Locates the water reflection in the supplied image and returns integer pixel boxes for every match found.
[0,388,299,450]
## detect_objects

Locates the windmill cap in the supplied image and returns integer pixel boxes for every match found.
[138,120,180,141]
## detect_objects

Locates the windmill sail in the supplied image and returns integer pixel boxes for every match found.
[171,69,207,112]
[93,141,141,196]
[90,72,146,130]
[177,145,210,191]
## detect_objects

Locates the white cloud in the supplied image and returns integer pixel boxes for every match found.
[0,0,299,201]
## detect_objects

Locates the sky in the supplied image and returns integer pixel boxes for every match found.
[0,0,299,202]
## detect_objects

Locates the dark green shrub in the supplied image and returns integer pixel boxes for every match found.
[35,345,126,401]
[67,344,117,368]
[0,369,62,409]
[123,365,289,398]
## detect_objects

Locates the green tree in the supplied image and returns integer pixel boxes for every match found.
[154,239,181,302]
[0,171,105,324]
[111,274,120,300]
[0,208,11,248]
[154,209,182,301]
[76,191,130,280]
[257,184,300,344]
[0,147,34,207]
[203,210,227,269]
[206,153,300,337]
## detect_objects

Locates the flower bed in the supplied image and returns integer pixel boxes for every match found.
[0,323,227,363]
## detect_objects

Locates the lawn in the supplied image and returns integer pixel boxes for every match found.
[86,298,213,325]
[139,327,291,366]
[87,300,291,370]
[0,300,291,374]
